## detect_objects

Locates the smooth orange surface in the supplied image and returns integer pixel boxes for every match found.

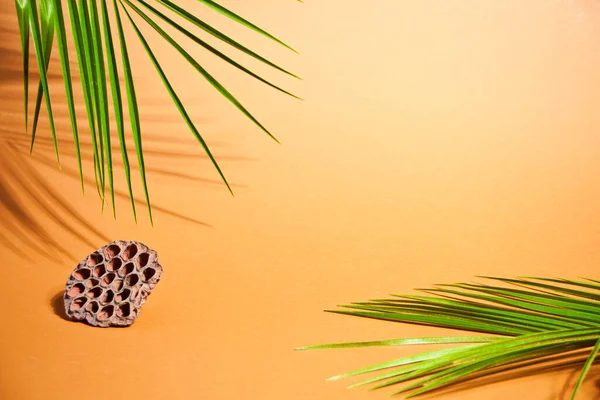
[2,1,600,399]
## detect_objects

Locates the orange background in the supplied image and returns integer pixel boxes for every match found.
[2,1,600,399]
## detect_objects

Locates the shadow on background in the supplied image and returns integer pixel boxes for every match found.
[411,349,600,400]
[0,13,254,264]
[50,290,70,322]
[0,128,250,262]
[0,140,109,262]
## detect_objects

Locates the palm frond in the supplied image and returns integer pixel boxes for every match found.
[120,1,233,195]
[298,277,600,399]
[15,0,300,221]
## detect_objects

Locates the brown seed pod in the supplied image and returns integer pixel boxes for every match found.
[64,240,162,327]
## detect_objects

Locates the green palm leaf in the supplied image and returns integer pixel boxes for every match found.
[194,0,297,52]
[27,0,60,163]
[65,0,104,196]
[154,0,300,79]
[101,0,135,219]
[15,0,300,221]
[298,277,600,399]
[121,0,279,142]
[86,0,113,211]
[52,0,84,189]
[15,0,30,131]
[120,2,232,195]
[111,0,152,222]
[30,0,55,152]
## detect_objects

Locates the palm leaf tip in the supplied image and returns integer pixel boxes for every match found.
[197,0,299,53]
[302,276,600,398]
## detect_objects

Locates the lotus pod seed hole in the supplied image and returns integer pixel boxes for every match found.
[73,268,91,280]
[125,274,139,287]
[86,301,99,313]
[119,262,135,277]
[137,253,150,269]
[117,303,131,318]
[102,290,115,304]
[123,244,138,260]
[104,244,121,260]
[70,297,87,311]
[107,258,122,272]
[112,280,124,292]
[87,252,104,266]
[142,267,156,282]
[116,288,131,303]
[87,286,103,299]
[67,283,85,297]
[102,273,116,286]
[93,264,106,278]
[97,305,114,321]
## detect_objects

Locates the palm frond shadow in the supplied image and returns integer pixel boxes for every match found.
[0,125,249,262]
[5,129,251,186]
[0,139,107,262]
[406,351,600,399]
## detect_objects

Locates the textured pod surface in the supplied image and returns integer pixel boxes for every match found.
[64,240,162,327]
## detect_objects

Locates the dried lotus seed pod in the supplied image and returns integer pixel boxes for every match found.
[64,240,162,327]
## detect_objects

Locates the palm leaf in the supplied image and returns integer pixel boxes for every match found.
[298,276,600,399]
[30,0,55,151]
[194,0,297,52]
[86,0,114,212]
[15,0,300,221]
[15,0,30,131]
[111,0,151,222]
[101,0,136,220]
[64,0,104,196]
[52,0,84,189]
[120,2,232,195]
[121,0,278,142]
[27,0,60,163]
[134,0,301,100]
[153,0,300,79]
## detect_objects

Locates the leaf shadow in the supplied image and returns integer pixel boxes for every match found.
[0,140,104,262]
[407,350,600,399]
[0,16,255,264]
[0,130,250,263]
